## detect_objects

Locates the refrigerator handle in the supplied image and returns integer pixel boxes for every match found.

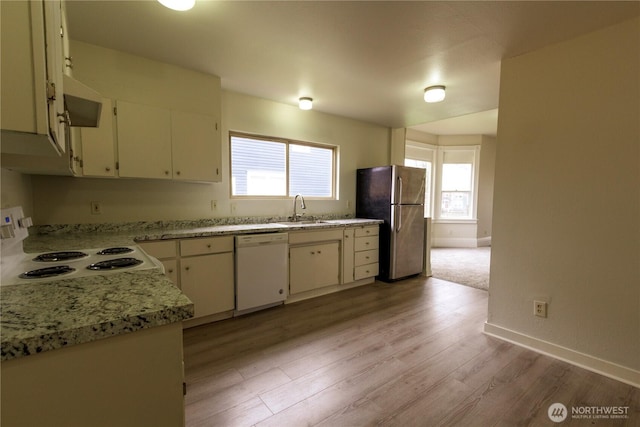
[397,176,403,204]
[396,205,402,232]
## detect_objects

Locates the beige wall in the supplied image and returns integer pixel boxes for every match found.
[0,168,33,216]
[486,17,639,384]
[477,135,496,240]
[26,42,389,224]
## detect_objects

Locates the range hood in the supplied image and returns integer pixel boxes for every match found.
[1,76,102,175]
[63,74,102,128]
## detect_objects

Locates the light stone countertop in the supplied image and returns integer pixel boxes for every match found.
[1,218,382,361]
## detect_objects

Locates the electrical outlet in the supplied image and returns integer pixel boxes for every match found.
[346,200,352,209]
[534,300,547,318]
[230,202,237,214]
[90,201,102,215]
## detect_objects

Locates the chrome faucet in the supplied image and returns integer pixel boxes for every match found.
[292,194,306,221]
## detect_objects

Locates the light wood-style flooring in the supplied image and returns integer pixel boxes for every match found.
[183,277,639,426]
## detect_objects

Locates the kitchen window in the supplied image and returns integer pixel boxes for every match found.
[230,133,336,198]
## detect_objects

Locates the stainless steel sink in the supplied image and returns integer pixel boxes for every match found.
[275,220,329,226]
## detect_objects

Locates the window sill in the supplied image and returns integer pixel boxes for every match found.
[432,218,477,225]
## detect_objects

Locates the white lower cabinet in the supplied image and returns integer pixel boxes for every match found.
[288,229,343,295]
[139,236,234,326]
[139,224,380,326]
[290,242,340,294]
[180,252,234,318]
[353,226,379,281]
[342,228,355,284]
[137,240,179,287]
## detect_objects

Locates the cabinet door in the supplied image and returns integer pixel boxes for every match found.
[81,98,116,177]
[181,252,234,318]
[117,100,172,179]
[342,228,355,284]
[171,110,220,182]
[290,242,340,294]
[161,259,179,287]
[43,0,66,152]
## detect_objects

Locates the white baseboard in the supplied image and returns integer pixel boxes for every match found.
[483,322,640,388]
[285,277,375,304]
[477,236,491,247]
[432,237,478,248]
[432,236,491,248]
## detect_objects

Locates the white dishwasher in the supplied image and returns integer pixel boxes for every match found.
[235,233,289,315]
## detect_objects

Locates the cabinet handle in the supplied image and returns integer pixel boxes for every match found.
[165,171,170,175]
[207,244,211,248]
[366,256,370,260]
[176,171,181,176]
[168,269,174,273]
[318,250,322,254]
[185,266,190,271]
[365,242,370,246]
[105,167,111,172]
[310,251,315,255]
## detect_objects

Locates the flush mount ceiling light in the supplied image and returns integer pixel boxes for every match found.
[158,0,195,11]
[299,97,313,110]
[424,85,446,103]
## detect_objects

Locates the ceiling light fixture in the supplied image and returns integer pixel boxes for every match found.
[424,85,446,103]
[299,97,313,110]
[158,0,195,11]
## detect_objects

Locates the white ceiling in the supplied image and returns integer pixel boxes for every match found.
[66,1,639,135]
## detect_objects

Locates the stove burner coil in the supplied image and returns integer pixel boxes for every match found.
[19,265,76,279]
[86,257,143,271]
[96,247,134,255]
[32,251,89,262]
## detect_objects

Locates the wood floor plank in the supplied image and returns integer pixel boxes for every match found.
[186,396,273,427]
[183,277,639,426]
[186,367,290,424]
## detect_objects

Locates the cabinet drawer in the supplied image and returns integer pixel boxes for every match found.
[355,235,379,251]
[354,263,379,281]
[355,226,379,238]
[180,236,233,257]
[288,229,343,245]
[138,240,177,259]
[355,249,378,267]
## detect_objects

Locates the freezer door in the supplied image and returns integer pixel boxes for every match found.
[389,204,424,279]
[392,165,426,205]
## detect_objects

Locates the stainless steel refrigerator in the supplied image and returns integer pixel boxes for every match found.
[356,165,425,281]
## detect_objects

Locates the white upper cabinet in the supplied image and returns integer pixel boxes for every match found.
[171,110,220,181]
[107,100,220,182]
[1,0,67,155]
[80,98,116,177]
[116,100,173,179]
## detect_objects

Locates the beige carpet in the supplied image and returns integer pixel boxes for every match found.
[430,247,491,291]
